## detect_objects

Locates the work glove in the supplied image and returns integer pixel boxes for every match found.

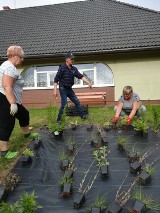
[126,117,132,125]
[10,104,18,116]
[112,117,119,123]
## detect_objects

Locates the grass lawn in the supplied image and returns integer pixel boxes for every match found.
[0,105,160,180]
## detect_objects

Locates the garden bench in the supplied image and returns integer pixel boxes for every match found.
[67,91,107,106]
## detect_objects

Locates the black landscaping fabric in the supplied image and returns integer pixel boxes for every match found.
[4,125,160,213]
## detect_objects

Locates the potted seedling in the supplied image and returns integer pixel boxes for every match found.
[117,116,128,131]
[74,160,99,208]
[86,193,109,213]
[103,120,112,132]
[58,175,74,197]
[101,137,109,147]
[137,163,156,185]
[33,136,42,149]
[127,144,141,163]
[66,137,76,155]
[117,136,128,151]
[58,150,70,171]
[93,146,109,177]
[70,120,78,130]
[132,119,149,137]
[130,187,160,213]
[21,148,34,166]
[90,133,100,148]
[87,123,93,131]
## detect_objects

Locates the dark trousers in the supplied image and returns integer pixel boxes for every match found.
[57,87,84,121]
[0,93,29,141]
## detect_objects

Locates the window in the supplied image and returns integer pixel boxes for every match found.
[21,63,113,89]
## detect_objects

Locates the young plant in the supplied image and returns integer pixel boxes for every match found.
[143,164,156,176]
[58,176,74,186]
[2,172,21,191]
[57,150,70,161]
[152,106,160,133]
[131,187,160,211]
[23,148,34,157]
[117,136,128,151]
[66,137,76,146]
[0,201,19,213]
[132,119,149,134]
[93,146,109,167]
[86,193,109,212]
[18,191,43,213]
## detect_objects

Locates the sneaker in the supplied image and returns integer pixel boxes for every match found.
[5,151,19,159]
[81,114,88,120]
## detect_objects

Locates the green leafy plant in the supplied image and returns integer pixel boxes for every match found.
[0,191,42,213]
[117,136,128,150]
[93,146,109,167]
[152,106,160,133]
[86,193,109,211]
[143,164,156,176]
[57,150,70,161]
[23,148,34,157]
[132,119,149,133]
[58,176,74,186]
[0,201,19,213]
[131,187,160,211]
[47,103,66,133]
[18,191,43,213]
[2,172,21,191]
[117,115,128,127]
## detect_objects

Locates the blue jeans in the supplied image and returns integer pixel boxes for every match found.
[57,87,84,121]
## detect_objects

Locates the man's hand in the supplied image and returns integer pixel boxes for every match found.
[10,104,18,116]
[53,90,58,99]
[126,117,132,125]
[88,83,93,89]
[112,117,119,123]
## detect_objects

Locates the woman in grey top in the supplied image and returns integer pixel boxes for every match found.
[0,45,38,159]
[112,86,146,125]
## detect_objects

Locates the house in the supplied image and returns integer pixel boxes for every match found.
[0,0,160,108]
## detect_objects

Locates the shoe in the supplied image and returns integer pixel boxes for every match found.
[56,120,61,124]
[4,151,19,159]
[81,114,88,120]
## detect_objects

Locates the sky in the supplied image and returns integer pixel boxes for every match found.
[0,0,160,11]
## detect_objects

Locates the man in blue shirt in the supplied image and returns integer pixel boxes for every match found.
[54,52,92,123]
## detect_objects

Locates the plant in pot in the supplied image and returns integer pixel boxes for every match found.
[117,116,128,131]
[90,133,100,148]
[87,123,93,131]
[127,144,141,163]
[58,175,74,197]
[86,193,109,213]
[21,148,34,166]
[103,120,112,132]
[58,150,70,171]
[47,103,66,138]
[117,136,128,152]
[74,160,100,209]
[93,146,109,177]
[66,137,76,155]
[137,163,156,185]
[132,119,149,137]
[130,187,160,213]
[69,120,78,130]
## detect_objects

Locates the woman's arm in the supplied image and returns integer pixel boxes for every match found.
[129,101,140,119]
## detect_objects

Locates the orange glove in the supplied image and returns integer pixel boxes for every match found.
[112,117,119,123]
[127,117,132,125]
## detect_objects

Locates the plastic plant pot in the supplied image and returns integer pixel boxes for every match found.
[101,137,109,146]
[21,155,32,166]
[87,124,93,131]
[62,182,72,197]
[73,192,85,208]
[132,200,146,213]
[91,207,101,213]
[67,144,74,155]
[130,161,141,174]
[117,144,125,152]
[128,151,138,163]
[91,140,100,148]
[60,160,69,171]
[34,138,42,149]
[137,171,151,185]
[71,124,77,130]
[108,202,122,213]
[100,165,109,177]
